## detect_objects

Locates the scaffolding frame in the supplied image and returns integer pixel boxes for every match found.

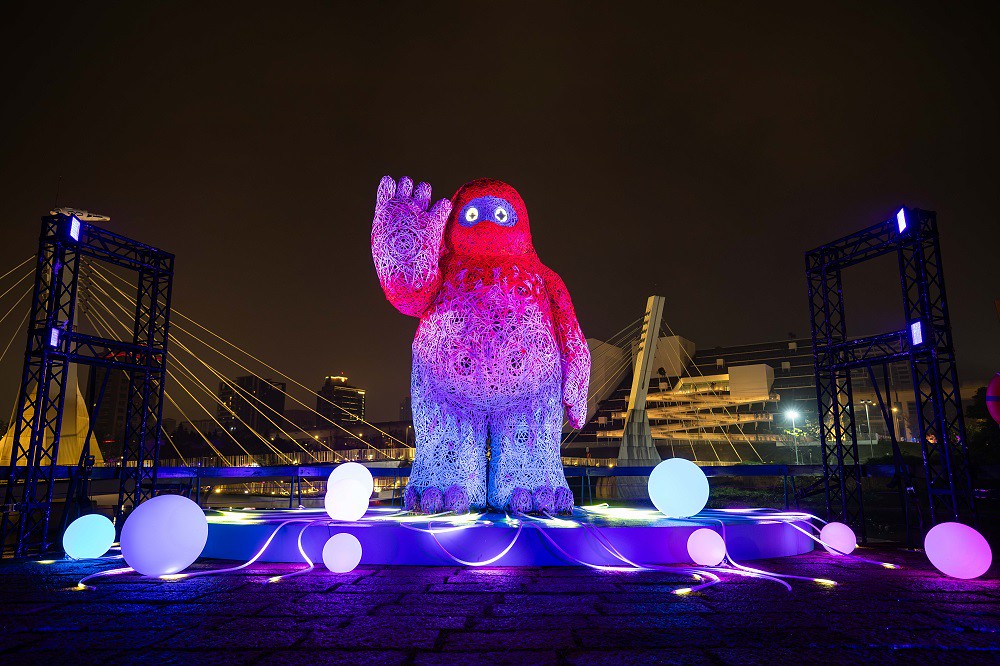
[806,207,974,540]
[1,212,173,557]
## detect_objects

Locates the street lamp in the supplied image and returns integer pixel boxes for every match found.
[859,399,874,444]
[786,410,801,465]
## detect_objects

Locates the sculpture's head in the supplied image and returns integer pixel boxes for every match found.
[445,178,534,257]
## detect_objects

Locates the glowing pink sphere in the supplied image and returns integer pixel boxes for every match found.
[924,522,992,580]
[687,528,726,566]
[820,522,857,556]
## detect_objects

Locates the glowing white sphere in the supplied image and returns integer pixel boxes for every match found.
[322,533,363,573]
[324,477,370,522]
[63,514,115,560]
[120,495,208,577]
[687,528,726,566]
[819,522,857,556]
[647,458,709,518]
[328,462,374,498]
[924,522,992,580]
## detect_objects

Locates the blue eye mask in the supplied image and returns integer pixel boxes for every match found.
[458,196,519,228]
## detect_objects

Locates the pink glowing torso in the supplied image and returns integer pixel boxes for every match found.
[412,253,562,410]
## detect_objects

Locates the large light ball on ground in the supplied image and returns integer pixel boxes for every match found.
[324,478,370,522]
[120,495,208,577]
[322,533,363,573]
[924,522,992,579]
[63,514,115,560]
[687,528,726,566]
[328,462,374,498]
[820,522,857,556]
[648,458,709,518]
[987,373,1000,425]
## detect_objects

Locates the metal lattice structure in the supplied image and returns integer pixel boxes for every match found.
[1,212,173,557]
[806,207,975,539]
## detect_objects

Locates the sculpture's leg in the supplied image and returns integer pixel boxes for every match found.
[406,367,487,512]
[487,379,571,512]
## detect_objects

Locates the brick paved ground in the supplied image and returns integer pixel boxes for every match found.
[1,547,997,665]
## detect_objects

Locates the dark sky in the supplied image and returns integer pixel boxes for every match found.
[1,2,997,422]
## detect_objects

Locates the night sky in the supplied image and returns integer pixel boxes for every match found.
[1,2,997,422]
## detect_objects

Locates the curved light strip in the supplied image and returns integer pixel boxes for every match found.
[408,519,523,566]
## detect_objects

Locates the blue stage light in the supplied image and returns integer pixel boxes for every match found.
[69,216,81,241]
[48,328,59,347]
[648,458,710,518]
[63,514,115,559]
[896,207,907,233]
[910,321,924,346]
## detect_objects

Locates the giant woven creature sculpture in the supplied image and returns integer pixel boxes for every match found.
[372,176,590,513]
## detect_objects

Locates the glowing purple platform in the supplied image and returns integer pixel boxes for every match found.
[201,506,814,566]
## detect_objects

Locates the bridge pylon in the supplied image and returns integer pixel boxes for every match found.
[615,295,665,498]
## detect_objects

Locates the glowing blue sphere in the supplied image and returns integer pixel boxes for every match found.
[687,528,726,566]
[322,533,363,573]
[63,514,115,560]
[925,522,992,579]
[120,495,208,577]
[648,458,709,518]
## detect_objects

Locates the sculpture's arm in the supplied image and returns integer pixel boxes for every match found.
[371,175,452,317]
[541,266,591,429]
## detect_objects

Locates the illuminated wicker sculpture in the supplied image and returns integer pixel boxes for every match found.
[372,176,590,513]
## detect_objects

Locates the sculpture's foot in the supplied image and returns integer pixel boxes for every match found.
[508,487,533,514]
[444,485,471,513]
[532,485,555,513]
[404,484,420,512]
[553,486,574,515]
[405,484,474,514]
[420,486,444,514]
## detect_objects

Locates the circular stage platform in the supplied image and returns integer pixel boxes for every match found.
[201,506,814,566]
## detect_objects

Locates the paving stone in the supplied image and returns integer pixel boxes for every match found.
[564,649,714,665]
[259,649,409,665]
[441,628,576,651]
[0,547,997,661]
[416,650,559,665]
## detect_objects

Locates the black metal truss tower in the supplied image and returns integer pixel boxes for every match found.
[806,207,975,539]
[1,212,174,557]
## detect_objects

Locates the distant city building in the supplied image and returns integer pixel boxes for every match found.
[572,334,920,464]
[317,375,366,427]
[85,366,130,455]
[183,419,222,435]
[218,375,287,437]
[399,396,412,421]
[284,409,316,431]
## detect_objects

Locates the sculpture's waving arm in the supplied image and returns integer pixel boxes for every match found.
[371,175,452,317]
[541,266,591,429]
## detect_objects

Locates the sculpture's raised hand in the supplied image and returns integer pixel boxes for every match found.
[372,175,452,317]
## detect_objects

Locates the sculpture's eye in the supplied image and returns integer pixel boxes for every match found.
[465,207,479,223]
[494,207,508,223]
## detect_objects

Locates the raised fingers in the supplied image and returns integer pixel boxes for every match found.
[428,198,453,232]
[395,176,414,199]
[413,182,432,211]
[376,175,396,207]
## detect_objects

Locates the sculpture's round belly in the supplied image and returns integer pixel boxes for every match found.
[413,294,561,409]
